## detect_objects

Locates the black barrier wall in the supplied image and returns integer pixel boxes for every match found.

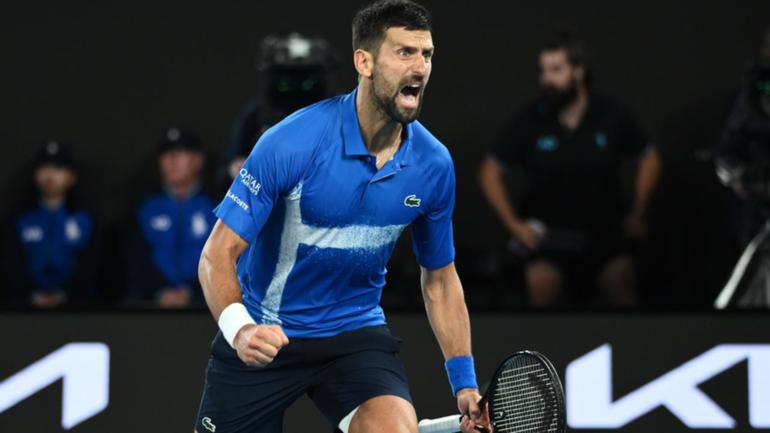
[1,312,769,432]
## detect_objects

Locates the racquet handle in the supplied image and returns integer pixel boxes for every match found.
[418,414,462,433]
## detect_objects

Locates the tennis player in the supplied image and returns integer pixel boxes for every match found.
[194,1,487,432]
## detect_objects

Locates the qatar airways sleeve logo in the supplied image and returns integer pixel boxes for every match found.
[239,168,262,196]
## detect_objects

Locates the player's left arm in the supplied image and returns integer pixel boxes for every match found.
[421,262,483,421]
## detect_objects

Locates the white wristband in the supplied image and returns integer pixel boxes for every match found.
[218,303,256,348]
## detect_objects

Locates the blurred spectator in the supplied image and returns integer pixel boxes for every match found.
[712,27,770,308]
[478,32,661,308]
[125,128,215,308]
[1,141,98,307]
[224,33,337,186]
[715,27,770,212]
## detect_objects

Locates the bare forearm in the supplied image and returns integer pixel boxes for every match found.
[198,221,249,321]
[422,267,472,359]
[199,248,243,320]
[632,148,662,214]
[479,158,522,233]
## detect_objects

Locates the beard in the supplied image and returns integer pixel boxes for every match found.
[540,78,579,114]
[370,69,425,124]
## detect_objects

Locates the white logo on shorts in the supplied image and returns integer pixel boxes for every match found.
[202,416,216,432]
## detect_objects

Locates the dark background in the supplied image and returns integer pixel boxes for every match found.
[3,1,770,306]
[1,312,768,432]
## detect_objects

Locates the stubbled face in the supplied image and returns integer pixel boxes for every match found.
[539,49,576,91]
[538,49,582,111]
[368,27,434,124]
[159,150,203,187]
[35,164,76,198]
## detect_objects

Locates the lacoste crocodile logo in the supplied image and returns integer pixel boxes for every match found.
[202,417,216,432]
[404,194,421,207]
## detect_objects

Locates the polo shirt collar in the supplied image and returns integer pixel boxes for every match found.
[341,88,415,167]
[399,122,414,167]
[342,89,370,157]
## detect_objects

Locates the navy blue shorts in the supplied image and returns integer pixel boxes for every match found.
[194,326,412,433]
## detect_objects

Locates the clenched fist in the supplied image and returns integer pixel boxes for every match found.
[233,324,289,367]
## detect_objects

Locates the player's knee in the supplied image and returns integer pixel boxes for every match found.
[526,261,562,306]
[350,395,417,433]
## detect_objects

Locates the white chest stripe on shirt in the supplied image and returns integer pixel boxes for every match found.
[260,182,406,324]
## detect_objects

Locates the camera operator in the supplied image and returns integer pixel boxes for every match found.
[224,33,337,185]
[714,27,770,308]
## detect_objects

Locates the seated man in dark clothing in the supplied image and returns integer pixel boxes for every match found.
[3,141,98,307]
[478,33,661,308]
[125,128,216,308]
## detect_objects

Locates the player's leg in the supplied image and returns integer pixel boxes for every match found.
[306,326,414,432]
[524,259,563,306]
[347,395,417,433]
[193,331,308,433]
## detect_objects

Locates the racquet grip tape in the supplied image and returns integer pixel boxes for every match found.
[418,415,462,433]
[417,415,490,433]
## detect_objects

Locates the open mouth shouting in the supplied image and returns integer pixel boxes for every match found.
[397,82,423,110]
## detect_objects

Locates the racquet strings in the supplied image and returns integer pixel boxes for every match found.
[489,354,561,433]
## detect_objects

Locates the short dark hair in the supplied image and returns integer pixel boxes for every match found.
[541,31,588,68]
[542,30,593,86]
[352,0,432,53]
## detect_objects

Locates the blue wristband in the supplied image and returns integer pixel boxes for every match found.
[444,355,478,396]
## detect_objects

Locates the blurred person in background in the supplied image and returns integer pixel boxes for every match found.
[478,32,661,308]
[125,128,216,308]
[2,141,98,307]
[223,33,337,187]
[715,27,770,219]
[713,27,770,308]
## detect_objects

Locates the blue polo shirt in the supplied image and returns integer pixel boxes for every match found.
[16,204,93,292]
[215,88,456,338]
[135,190,216,290]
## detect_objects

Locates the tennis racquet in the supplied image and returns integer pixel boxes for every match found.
[418,350,565,433]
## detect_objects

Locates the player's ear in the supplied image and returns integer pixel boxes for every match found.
[354,48,374,79]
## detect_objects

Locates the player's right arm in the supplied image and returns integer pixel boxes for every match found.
[199,220,288,367]
[202,112,319,366]
[199,220,249,318]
